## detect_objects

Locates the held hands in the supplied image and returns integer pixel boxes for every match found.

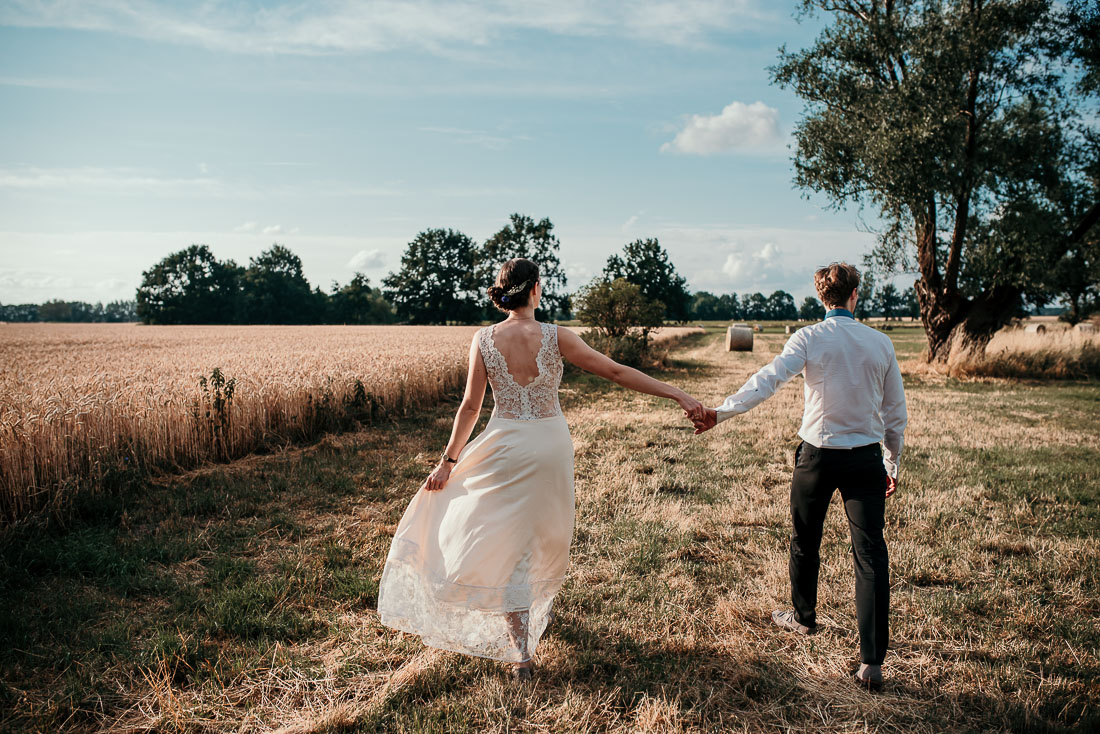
[677,393,706,423]
[689,408,718,434]
[675,391,717,434]
[422,460,452,492]
[885,475,898,498]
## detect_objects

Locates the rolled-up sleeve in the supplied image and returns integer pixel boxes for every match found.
[715,331,808,424]
[881,355,908,478]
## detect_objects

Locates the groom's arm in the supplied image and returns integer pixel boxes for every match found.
[881,352,908,481]
[713,331,809,425]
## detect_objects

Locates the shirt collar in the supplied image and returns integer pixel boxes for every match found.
[825,308,854,320]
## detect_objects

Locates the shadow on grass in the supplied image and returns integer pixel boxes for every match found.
[0,404,460,732]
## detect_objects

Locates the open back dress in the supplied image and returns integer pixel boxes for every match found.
[377,321,574,662]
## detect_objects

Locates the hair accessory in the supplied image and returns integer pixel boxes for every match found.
[503,279,531,296]
[501,294,510,303]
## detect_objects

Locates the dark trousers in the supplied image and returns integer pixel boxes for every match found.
[789,440,890,665]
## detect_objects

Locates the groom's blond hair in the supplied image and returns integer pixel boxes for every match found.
[814,262,861,308]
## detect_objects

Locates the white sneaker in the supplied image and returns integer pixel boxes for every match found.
[771,609,818,635]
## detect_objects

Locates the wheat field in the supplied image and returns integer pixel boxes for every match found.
[0,323,700,523]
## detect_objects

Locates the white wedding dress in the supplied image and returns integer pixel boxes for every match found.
[377,321,574,662]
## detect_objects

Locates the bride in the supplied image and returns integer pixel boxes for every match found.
[377,257,704,680]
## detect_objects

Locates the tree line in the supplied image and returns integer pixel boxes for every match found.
[0,300,137,323]
[0,279,923,325]
[133,243,394,325]
[129,214,701,326]
[3,212,936,327]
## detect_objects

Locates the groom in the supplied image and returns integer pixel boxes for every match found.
[690,262,907,690]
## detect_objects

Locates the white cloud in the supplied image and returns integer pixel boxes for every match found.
[0,229,403,303]
[0,0,767,55]
[654,225,878,298]
[565,262,593,284]
[621,213,642,232]
[661,100,783,155]
[347,249,384,271]
[721,241,782,286]
[255,224,300,235]
[0,270,75,292]
[0,166,405,202]
[94,277,129,290]
[233,221,258,232]
[0,166,220,193]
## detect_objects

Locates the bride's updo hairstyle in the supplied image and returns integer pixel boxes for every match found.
[487,258,540,313]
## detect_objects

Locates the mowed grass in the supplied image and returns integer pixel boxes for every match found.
[1,328,1097,733]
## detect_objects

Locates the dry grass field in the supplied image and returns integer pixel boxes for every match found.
[0,323,702,522]
[948,321,1100,379]
[1,326,1096,733]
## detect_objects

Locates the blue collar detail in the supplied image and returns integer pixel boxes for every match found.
[825,308,854,320]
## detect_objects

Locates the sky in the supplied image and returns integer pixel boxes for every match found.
[0,0,887,307]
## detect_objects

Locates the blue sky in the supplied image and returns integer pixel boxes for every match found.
[0,0,884,306]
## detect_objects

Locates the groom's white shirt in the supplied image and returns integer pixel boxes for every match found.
[714,312,908,478]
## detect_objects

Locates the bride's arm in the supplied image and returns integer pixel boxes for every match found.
[423,334,488,491]
[556,327,704,419]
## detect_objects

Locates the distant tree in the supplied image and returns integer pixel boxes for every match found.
[240,244,320,324]
[875,283,905,321]
[902,287,920,320]
[104,300,138,322]
[1051,235,1100,324]
[742,292,768,320]
[384,228,483,324]
[329,273,396,324]
[690,291,720,320]
[765,290,798,320]
[772,0,1099,362]
[38,300,73,322]
[573,277,665,338]
[603,238,691,321]
[0,303,39,322]
[799,295,825,321]
[136,245,242,324]
[481,214,568,320]
[717,293,741,320]
[854,261,876,320]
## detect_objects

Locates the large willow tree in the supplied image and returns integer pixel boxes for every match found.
[772,0,1098,361]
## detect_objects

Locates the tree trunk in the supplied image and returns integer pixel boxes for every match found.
[916,280,1020,365]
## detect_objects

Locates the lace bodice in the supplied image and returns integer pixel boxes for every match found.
[478,322,563,420]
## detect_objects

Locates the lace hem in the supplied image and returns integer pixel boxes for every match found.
[378,539,562,662]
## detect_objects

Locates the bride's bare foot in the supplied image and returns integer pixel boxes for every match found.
[511,662,534,682]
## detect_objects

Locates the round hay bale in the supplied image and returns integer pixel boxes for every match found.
[785,324,799,335]
[1024,323,1047,335]
[1075,322,1096,335]
[753,323,763,332]
[726,325,753,351]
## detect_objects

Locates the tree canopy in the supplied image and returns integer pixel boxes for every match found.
[480,214,568,320]
[136,245,241,325]
[135,244,396,325]
[603,239,692,321]
[241,245,320,324]
[772,0,1099,361]
[383,229,483,324]
[573,277,665,338]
